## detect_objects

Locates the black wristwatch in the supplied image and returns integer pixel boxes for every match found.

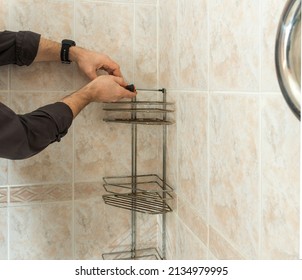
[61,39,76,64]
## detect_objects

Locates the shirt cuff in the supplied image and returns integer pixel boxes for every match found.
[16,31,41,66]
[37,102,73,142]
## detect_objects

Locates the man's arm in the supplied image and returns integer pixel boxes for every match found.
[0,75,136,160]
[0,30,123,79]
[61,75,134,118]
[0,30,40,66]
[34,37,123,80]
[0,101,73,160]
[0,30,136,160]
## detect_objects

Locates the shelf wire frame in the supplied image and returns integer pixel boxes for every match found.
[103,89,175,126]
[102,174,173,215]
[101,88,173,260]
[102,247,162,260]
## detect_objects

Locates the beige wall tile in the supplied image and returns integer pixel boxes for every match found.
[9,91,73,185]
[9,138,72,184]
[137,126,160,175]
[9,202,72,259]
[162,191,178,259]
[135,0,156,4]
[166,212,178,260]
[11,63,74,91]
[0,67,9,91]
[261,95,300,259]
[76,0,134,3]
[0,207,8,260]
[209,94,260,259]
[178,0,208,90]
[9,0,74,41]
[0,158,7,186]
[209,0,260,91]
[74,103,132,182]
[74,104,108,182]
[159,0,178,89]
[178,92,208,217]
[177,218,208,260]
[134,4,157,88]
[0,92,8,105]
[136,212,158,248]
[209,226,244,260]
[9,0,74,91]
[261,0,288,91]
[75,182,158,259]
[178,197,208,245]
[0,0,9,29]
[74,182,131,259]
[75,2,134,83]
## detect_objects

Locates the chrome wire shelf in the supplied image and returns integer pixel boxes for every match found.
[102,174,173,215]
[103,118,174,125]
[102,247,162,260]
[102,94,175,125]
[103,108,174,113]
[102,87,174,259]
[103,194,172,214]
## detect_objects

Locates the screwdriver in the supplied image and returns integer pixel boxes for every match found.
[125,84,165,93]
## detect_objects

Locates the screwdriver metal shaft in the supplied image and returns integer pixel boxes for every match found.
[136,88,165,92]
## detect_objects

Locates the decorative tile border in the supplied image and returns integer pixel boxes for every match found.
[10,184,72,204]
[0,187,7,204]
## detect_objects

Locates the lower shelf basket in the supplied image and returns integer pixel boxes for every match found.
[102,247,162,260]
[102,174,173,215]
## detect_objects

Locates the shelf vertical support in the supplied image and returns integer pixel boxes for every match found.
[131,96,137,259]
[162,88,167,260]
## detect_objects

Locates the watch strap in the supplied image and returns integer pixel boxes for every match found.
[61,39,76,64]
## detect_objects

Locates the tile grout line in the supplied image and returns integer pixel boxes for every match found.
[7,0,12,261]
[258,0,263,260]
[206,0,210,260]
[72,0,76,260]
[156,0,160,252]
[6,186,10,260]
[175,0,180,259]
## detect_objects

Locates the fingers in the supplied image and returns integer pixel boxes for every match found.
[111,77,137,100]
[102,61,122,77]
[113,76,128,88]
[77,49,123,80]
[87,69,98,80]
[120,87,137,99]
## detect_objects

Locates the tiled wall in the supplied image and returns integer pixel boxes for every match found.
[0,0,300,260]
[161,0,300,259]
[0,0,159,260]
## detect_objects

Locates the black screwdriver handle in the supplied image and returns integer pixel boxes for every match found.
[125,84,136,92]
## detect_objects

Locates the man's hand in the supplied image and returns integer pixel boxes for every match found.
[34,38,123,80]
[61,75,136,118]
[70,47,122,80]
[34,37,135,118]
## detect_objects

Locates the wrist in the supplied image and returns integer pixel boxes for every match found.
[61,86,92,118]
[69,46,83,64]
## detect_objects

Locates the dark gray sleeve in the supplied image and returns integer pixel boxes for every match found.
[0,30,41,66]
[0,102,73,160]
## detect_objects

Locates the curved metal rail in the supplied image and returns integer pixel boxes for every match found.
[275,0,301,120]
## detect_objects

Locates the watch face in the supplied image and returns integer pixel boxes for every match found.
[62,39,76,46]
